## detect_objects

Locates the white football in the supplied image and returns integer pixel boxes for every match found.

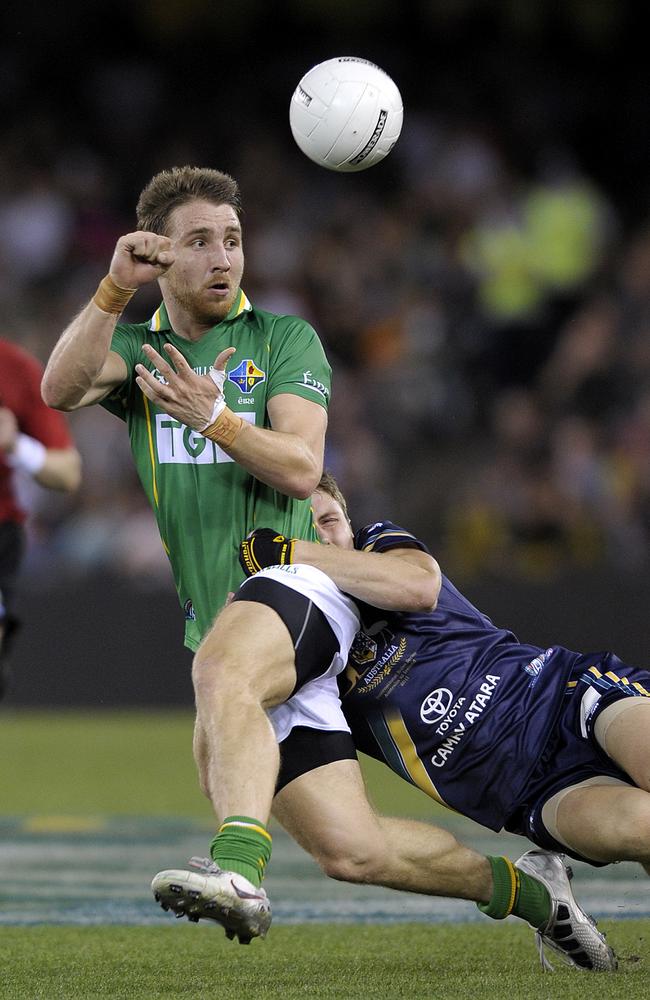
[289,56,403,172]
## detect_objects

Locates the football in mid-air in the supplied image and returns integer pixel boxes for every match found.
[289,57,403,172]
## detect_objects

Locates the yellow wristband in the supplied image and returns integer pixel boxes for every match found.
[93,274,137,315]
[202,407,244,449]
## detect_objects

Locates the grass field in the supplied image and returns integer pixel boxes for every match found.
[3,923,650,999]
[0,710,648,999]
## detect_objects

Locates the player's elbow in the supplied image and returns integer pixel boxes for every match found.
[291,479,318,500]
[41,376,74,411]
[411,577,440,613]
[283,464,322,499]
[406,590,438,614]
[396,560,441,613]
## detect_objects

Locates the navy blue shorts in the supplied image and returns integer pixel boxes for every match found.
[505,652,650,864]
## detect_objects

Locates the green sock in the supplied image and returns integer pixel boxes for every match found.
[209,815,272,888]
[478,856,551,927]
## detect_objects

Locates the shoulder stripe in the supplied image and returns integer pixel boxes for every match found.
[234,289,252,316]
[149,307,163,332]
[362,530,419,552]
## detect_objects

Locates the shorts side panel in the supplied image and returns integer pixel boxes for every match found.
[275,726,357,792]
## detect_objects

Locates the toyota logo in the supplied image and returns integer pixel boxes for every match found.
[420,688,453,723]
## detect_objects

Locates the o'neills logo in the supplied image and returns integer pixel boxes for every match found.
[349,109,388,165]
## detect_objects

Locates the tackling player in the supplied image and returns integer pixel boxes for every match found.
[0,338,81,697]
[256,472,648,965]
[151,473,621,971]
[301,474,650,882]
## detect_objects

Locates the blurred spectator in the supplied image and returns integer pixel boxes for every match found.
[0,338,81,697]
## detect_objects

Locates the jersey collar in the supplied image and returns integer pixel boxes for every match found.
[149,289,252,332]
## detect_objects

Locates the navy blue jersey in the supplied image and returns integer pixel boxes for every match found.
[338,520,584,831]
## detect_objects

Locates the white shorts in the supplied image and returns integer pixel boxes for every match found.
[237,564,359,744]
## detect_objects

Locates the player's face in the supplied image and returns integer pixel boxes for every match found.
[311,490,354,549]
[162,199,244,326]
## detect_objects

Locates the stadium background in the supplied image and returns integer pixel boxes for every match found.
[2,3,650,994]
[2,0,650,704]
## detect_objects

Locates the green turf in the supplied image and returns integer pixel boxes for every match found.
[1,711,647,997]
[0,709,435,819]
[1,923,647,999]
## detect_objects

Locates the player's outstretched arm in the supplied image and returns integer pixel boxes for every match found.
[294,539,440,612]
[240,529,440,612]
[41,233,174,411]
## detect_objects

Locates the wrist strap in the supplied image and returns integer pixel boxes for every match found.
[93,274,137,315]
[198,367,229,430]
[202,407,244,449]
[6,434,47,475]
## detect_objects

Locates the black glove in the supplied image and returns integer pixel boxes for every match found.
[239,528,296,577]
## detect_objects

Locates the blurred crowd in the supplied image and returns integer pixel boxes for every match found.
[2,2,650,588]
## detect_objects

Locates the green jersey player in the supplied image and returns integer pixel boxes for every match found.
[101,294,329,647]
[43,166,330,649]
[42,166,332,907]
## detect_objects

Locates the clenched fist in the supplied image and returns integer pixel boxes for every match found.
[109,232,175,290]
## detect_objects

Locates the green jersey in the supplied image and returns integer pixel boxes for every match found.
[102,290,331,650]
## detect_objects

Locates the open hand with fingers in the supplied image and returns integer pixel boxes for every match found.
[135,344,236,430]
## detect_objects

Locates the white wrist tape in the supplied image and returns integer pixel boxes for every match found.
[7,433,47,475]
[199,367,228,432]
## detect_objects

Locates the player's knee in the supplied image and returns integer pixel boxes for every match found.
[191,647,234,698]
[629,799,650,856]
[603,792,650,862]
[315,840,388,884]
[192,647,280,712]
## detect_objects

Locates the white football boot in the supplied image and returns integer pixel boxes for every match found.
[152,857,272,944]
[514,850,617,972]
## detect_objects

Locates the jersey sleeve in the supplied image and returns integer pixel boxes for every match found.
[100,323,146,420]
[14,350,74,448]
[355,520,431,555]
[267,317,331,410]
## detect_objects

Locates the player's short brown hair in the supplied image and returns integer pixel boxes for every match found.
[316,470,351,524]
[136,166,242,235]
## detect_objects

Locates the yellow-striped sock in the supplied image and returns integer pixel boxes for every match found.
[209,815,272,888]
[478,855,550,927]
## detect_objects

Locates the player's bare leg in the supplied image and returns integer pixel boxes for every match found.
[552,699,650,872]
[274,759,616,970]
[153,600,296,941]
[596,699,650,792]
[274,757,496,902]
[193,599,297,823]
[553,784,650,867]
[192,714,211,798]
